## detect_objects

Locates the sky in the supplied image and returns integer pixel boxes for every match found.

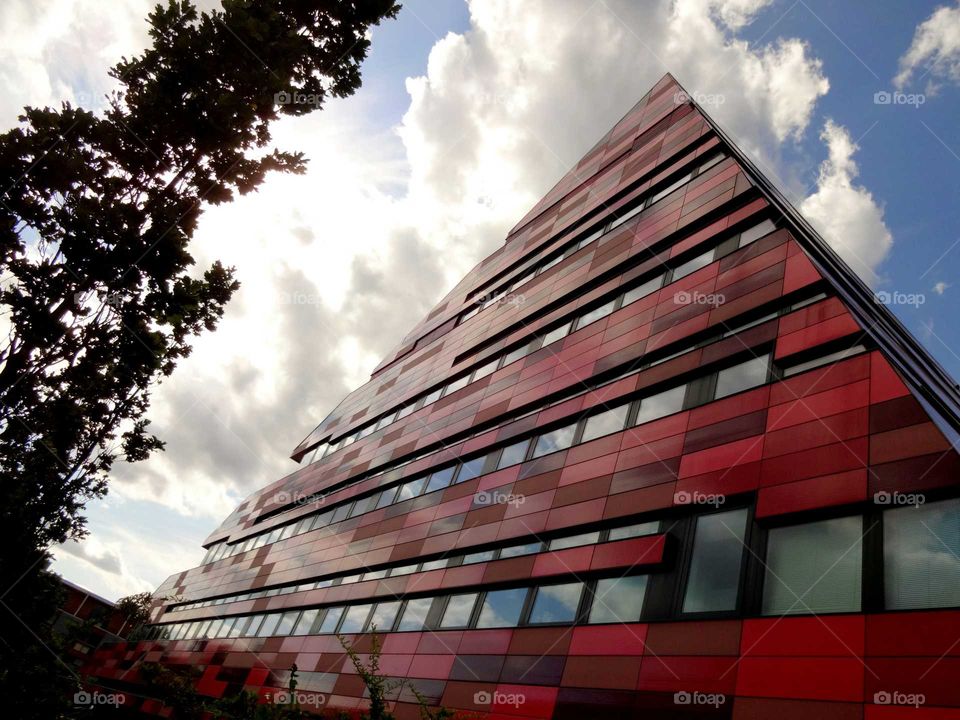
[2,0,959,600]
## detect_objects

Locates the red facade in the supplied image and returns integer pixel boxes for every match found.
[85,74,960,719]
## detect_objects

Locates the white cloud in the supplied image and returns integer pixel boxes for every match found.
[800,120,893,285]
[895,1,960,92]
[2,0,894,597]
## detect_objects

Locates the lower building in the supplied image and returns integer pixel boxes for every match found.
[85,74,960,718]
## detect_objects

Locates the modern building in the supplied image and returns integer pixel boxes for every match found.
[87,74,960,718]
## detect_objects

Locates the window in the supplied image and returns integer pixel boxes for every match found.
[671,249,714,281]
[634,385,686,425]
[884,498,960,610]
[274,611,300,636]
[397,598,433,631]
[648,172,692,205]
[696,153,724,173]
[375,488,397,509]
[714,355,770,399]
[528,583,583,624]
[763,515,862,615]
[574,300,616,331]
[456,456,486,483]
[497,439,529,469]
[440,593,478,628]
[339,605,372,633]
[349,495,376,518]
[396,478,426,502]
[419,558,449,572]
[782,345,866,377]
[330,503,352,523]
[425,466,456,494]
[292,609,318,636]
[396,403,416,420]
[476,588,527,628]
[502,341,534,367]
[318,607,344,634]
[369,602,401,631]
[548,531,600,551]
[443,374,470,397]
[532,423,577,458]
[589,575,647,623]
[607,202,645,231]
[257,614,281,637]
[581,406,628,443]
[682,508,749,613]
[421,387,442,405]
[472,358,500,381]
[388,564,417,577]
[738,219,776,246]
[462,550,496,564]
[499,541,542,559]
[540,322,570,347]
[361,569,387,581]
[621,275,663,306]
[608,521,660,541]
[375,412,396,431]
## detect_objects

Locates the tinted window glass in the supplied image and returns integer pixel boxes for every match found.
[462,550,496,564]
[682,508,749,613]
[499,542,542,559]
[532,424,576,458]
[472,358,500,381]
[443,374,470,396]
[292,609,318,636]
[738,219,776,246]
[339,604,372,633]
[425,466,456,493]
[549,531,600,551]
[621,275,663,305]
[369,602,401,632]
[589,575,648,623]
[763,515,862,615]
[476,588,528,628]
[714,356,769,399]
[396,478,426,502]
[528,582,583,624]
[440,594,478,628]
[318,607,344,634]
[671,249,713,281]
[397,598,433,631]
[884,498,960,610]
[540,322,570,347]
[456,457,486,483]
[608,521,660,541]
[574,300,616,331]
[257,614,281,637]
[497,439,530,469]
[634,385,686,425]
[581,406,628,443]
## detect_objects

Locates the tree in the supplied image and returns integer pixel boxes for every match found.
[0,1,400,717]
[116,591,155,637]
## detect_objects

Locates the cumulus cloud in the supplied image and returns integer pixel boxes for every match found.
[8,0,892,596]
[895,1,960,92]
[800,120,892,285]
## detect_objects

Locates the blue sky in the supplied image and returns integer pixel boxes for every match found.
[3,0,958,600]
